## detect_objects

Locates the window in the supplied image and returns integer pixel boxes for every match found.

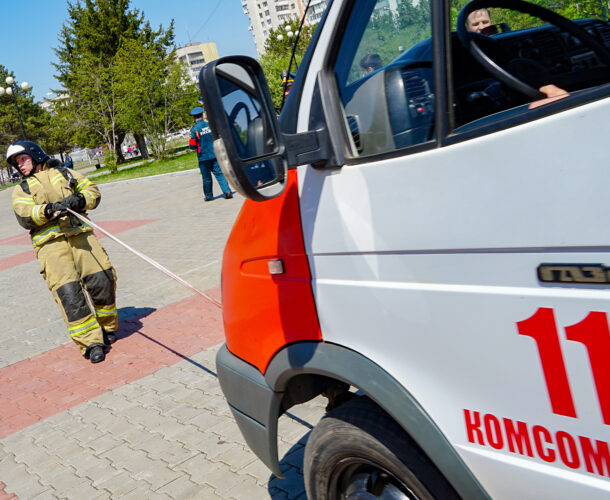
[333,0,434,157]
[450,4,610,131]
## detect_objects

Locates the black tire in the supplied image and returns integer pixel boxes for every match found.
[304,397,459,500]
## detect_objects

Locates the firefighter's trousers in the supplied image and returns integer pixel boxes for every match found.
[35,232,118,355]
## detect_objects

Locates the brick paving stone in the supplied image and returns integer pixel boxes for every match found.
[0,481,17,500]
[0,462,48,498]
[224,474,274,500]
[238,457,276,486]
[269,466,306,500]
[134,433,196,467]
[57,422,103,446]
[200,460,250,497]
[114,487,172,500]
[186,408,225,431]
[155,474,212,499]
[216,442,258,472]
[85,434,125,455]
[39,468,89,497]
[280,445,305,475]
[164,402,206,422]
[175,454,225,485]
[69,452,119,481]
[101,443,182,490]
[206,416,245,444]
[94,469,141,497]
[192,432,236,461]
[280,445,306,471]
[267,487,289,499]
[58,482,111,500]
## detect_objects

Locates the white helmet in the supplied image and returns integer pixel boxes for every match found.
[6,141,50,169]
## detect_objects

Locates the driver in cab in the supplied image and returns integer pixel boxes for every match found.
[465,7,569,108]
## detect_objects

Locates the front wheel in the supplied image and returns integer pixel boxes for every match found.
[303,397,458,500]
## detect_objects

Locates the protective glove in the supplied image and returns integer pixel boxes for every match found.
[61,193,86,212]
[44,202,67,220]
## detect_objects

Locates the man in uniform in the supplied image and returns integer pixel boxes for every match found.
[188,106,233,201]
[8,141,118,364]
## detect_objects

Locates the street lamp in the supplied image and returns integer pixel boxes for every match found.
[0,76,30,140]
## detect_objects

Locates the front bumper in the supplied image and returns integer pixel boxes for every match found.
[216,344,284,477]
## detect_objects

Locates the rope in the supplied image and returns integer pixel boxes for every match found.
[66,208,223,309]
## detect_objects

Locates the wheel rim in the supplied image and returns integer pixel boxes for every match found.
[328,457,419,500]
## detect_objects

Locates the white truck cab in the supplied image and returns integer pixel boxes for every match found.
[200,0,610,498]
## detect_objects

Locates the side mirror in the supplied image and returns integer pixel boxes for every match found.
[200,56,341,201]
[199,56,287,201]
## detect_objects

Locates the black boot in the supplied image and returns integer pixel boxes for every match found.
[88,345,105,364]
[103,329,116,345]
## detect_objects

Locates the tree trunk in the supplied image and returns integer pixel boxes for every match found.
[115,130,126,164]
[134,133,149,159]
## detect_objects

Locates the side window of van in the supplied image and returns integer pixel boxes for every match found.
[333,0,434,158]
[450,5,610,131]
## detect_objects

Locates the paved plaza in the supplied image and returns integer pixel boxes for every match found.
[0,169,325,499]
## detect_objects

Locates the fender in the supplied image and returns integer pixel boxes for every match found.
[216,341,490,499]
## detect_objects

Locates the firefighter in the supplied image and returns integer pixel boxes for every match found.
[8,141,118,364]
[188,106,233,201]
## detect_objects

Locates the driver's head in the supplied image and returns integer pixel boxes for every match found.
[466,8,492,33]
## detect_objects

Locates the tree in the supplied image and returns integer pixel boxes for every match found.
[259,18,317,110]
[114,38,198,159]
[53,0,175,170]
[0,65,49,178]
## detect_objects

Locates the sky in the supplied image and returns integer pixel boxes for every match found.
[0,0,258,102]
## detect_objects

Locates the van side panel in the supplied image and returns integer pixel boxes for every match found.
[298,99,610,498]
[221,169,321,372]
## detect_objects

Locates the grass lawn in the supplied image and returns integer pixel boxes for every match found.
[91,150,198,185]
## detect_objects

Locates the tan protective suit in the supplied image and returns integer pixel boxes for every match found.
[12,162,117,355]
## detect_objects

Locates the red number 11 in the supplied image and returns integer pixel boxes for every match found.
[517,307,610,425]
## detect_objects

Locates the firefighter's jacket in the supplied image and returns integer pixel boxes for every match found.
[11,162,100,248]
[189,119,215,161]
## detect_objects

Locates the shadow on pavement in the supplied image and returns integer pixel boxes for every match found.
[113,306,218,377]
[117,305,156,324]
[267,425,315,499]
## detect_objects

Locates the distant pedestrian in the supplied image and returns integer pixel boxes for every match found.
[189,106,233,201]
[7,140,119,364]
[64,153,73,169]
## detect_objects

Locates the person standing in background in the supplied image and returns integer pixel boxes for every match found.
[189,106,233,201]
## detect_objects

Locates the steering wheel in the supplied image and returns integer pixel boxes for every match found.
[457,0,610,99]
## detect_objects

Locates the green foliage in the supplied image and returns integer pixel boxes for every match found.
[53,0,176,170]
[348,0,431,83]
[0,65,49,174]
[259,18,317,110]
[114,38,198,159]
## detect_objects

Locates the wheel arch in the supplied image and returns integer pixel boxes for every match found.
[265,341,491,500]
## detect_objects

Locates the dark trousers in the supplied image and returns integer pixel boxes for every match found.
[198,159,231,200]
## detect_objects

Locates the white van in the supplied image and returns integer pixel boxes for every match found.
[200,0,610,498]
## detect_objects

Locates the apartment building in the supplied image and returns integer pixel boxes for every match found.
[175,42,219,83]
[243,0,325,55]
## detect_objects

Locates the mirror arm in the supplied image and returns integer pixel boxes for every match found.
[281,128,333,167]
